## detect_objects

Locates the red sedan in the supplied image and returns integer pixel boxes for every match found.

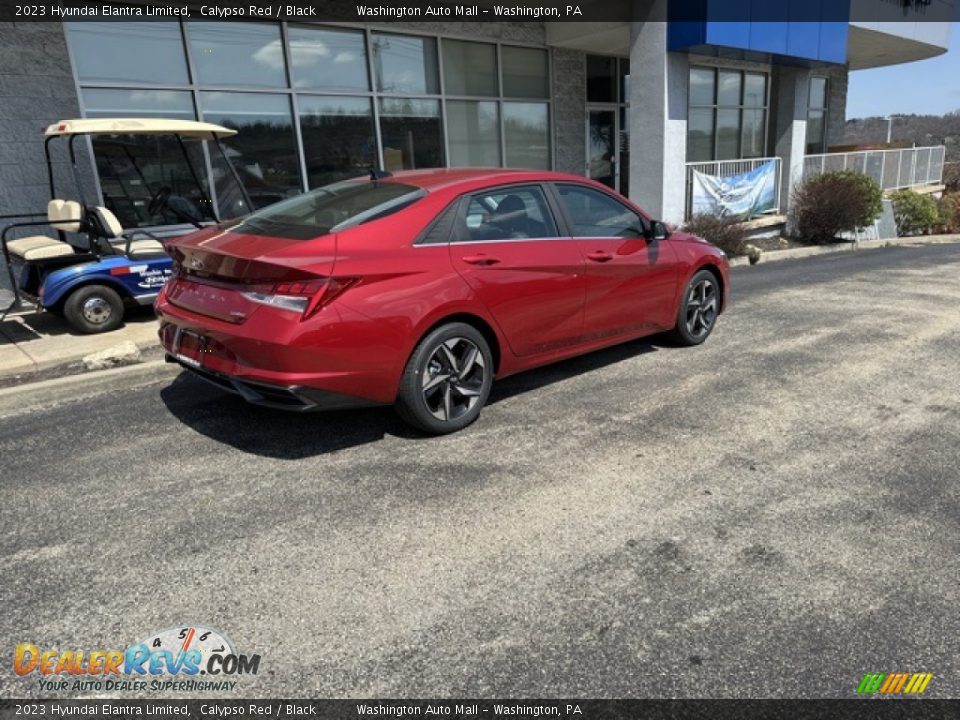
[156,169,729,434]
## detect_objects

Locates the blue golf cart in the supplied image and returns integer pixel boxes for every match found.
[0,118,251,333]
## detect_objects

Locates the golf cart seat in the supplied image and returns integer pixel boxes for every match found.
[87,206,167,259]
[6,200,82,261]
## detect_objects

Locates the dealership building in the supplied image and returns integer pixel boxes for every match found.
[0,1,953,248]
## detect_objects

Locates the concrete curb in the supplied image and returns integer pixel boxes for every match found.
[728,234,960,267]
[0,360,178,416]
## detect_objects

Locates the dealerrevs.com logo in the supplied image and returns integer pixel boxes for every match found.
[14,625,260,693]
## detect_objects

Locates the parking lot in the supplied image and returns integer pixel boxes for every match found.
[1,243,959,698]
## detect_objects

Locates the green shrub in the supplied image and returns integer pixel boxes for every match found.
[890,190,940,236]
[936,193,960,234]
[943,162,960,193]
[681,213,747,256]
[790,170,883,244]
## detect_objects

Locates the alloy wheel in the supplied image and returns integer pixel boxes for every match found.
[421,337,486,422]
[684,277,718,340]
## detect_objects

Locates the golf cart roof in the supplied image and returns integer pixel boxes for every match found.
[44,118,237,139]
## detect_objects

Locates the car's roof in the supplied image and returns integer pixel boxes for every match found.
[381,168,592,192]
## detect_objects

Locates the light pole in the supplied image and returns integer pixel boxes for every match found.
[884,115,900,144]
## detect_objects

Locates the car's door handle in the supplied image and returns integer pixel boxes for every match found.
[586,251,613,263]
[461,254,500,266]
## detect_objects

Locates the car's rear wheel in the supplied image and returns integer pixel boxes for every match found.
[63,284,124,334]
[396,322,494,434]
[670,269,720,346]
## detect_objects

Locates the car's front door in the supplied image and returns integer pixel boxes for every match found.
[552,183,681,340]
[448,184,586,357]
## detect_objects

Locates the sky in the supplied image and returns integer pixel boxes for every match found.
[846,23,960,119]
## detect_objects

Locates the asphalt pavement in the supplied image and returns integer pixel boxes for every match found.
[1,244,959,699]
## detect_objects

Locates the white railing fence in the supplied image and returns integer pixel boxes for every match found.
[802,145,946,191]
[684,157,782,221]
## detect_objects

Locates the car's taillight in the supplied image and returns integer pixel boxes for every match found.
[240,277,357,319]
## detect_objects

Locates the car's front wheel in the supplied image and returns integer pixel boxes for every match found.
[395,322,494,434]
[670,269,720,346]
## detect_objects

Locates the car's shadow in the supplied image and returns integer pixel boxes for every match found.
[159,335,667,459]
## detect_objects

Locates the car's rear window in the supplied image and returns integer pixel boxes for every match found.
[233,180,425,240]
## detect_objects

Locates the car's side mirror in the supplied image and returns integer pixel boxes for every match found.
[649,221,670,241]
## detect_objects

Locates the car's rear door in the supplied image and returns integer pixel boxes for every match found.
[551,182,681,339]
[448,184,586,357]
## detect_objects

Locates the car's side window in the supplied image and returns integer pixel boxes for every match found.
[458,186,558,242]
[555,184,646,238]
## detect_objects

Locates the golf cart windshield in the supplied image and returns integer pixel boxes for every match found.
[47,118,250,230]
[91,136,215,228]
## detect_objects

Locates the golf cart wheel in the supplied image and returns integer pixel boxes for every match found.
[63,285,124,334]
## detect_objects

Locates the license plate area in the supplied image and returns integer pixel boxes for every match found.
[174,329,207,368]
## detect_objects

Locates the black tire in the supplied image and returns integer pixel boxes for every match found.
[395,322,494,434]
[669,269,721,346]
[63,284,125,334]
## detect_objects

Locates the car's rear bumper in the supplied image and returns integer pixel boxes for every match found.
[155,288,408,406]
[165,354,381,412]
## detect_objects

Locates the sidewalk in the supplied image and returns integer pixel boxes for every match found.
[0,306,160,379]
[728,233,960,267]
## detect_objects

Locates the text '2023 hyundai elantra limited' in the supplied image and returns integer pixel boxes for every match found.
[156,169,730,434]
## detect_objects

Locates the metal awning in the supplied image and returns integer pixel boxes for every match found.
[44,118,237,139]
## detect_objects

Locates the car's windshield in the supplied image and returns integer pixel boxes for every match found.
[233,180,425,240]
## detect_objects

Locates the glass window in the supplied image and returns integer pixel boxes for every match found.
[379,99,444,171]
[371,33,439,94]
[689,67,715,106]
[586,55,616,103]
[81,88,196,119]
[234,180,424,240]
[80,89,213,229]
[460,186,557,241]
[502,46,549,98]
[806,77,829,153]
[446,100,500,167]
[717,70,742,106]
[555,184,643,238]
[288,26,368,91]
[298,96,375,189]
[503,102,549,169]
[619,58,631,104]
[688,67,769,162]
[442,39,497,96]
[687,108,714,162]
[806,110,826,154]
[188,22,286,88]
[741,109,766,159]
[809,77,828,110]
[716,108,740,160]
[200,91,302,209]
[66,21,189,85]
[744,73,766,108]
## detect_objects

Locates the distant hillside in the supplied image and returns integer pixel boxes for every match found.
[843,112,960,162]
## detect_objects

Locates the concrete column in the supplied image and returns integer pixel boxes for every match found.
[771,66,812,214]
[628,15,688,225]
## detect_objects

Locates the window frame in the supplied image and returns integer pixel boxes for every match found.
[449,183,562,244]
[547,181,650,239]
[686,65,771,162]
[805,75,830,155]
[63,19,555,226]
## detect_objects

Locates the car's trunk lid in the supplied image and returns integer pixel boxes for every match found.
[164,225,336,323]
